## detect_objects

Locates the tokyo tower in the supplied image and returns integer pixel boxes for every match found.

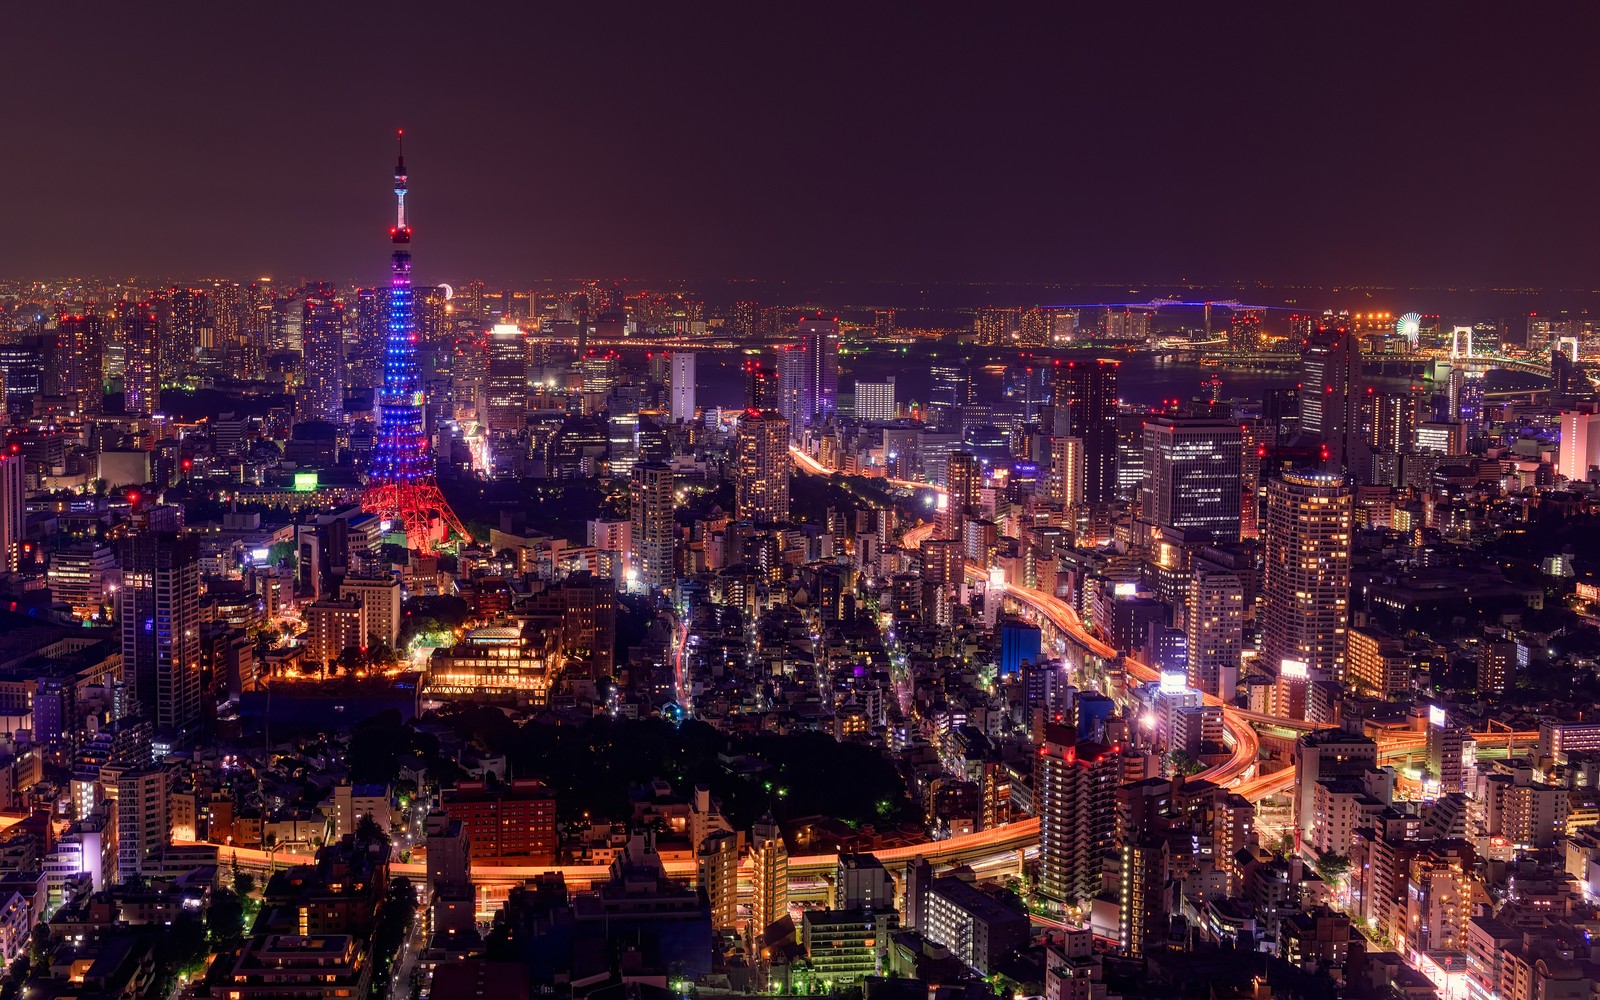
[363,132,468,555]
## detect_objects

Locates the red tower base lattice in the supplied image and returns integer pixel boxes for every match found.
[363,482,470,556]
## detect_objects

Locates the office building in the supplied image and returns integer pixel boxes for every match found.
[424,814,472,901]
[1141,414,1243,542]
[440,779,557,863]
[669,351,696,422]
[304,597,367,670]
[854,378,896,422]
[1262,472,1352,689]
[735,409,791,524]
[1298,325,1362,472]
[338,575,402,651]
[117,533,202,734]
[1053,359,1118,505]
[1425,707,1470,796]
[484,323,528,434]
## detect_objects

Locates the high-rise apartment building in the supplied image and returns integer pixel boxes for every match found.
[1053,360,1119,505]
[630,463,675,592]
[1051,436,1085,508]
[1293,730,1377,848]
[301,286,346,423]
[1263,472,1352,691]
[117,764,171,880]
[798,316,840,421]
[58,313,105,416]
[117,534,202,734]
[697,829,739,934]
[775,343,811,437]
[118,302,160,415]
[1037,725,1119,904]
[1186,558,1243,699]
[164,287,209,383]
[669,352,696,423]
[735,410,791,524]
[1141,414,1243,542]
[751,813,788,933]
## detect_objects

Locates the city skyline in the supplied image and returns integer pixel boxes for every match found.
[5,9,1600,1000]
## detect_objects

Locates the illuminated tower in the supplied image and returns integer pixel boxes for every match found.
[363,133,468,554]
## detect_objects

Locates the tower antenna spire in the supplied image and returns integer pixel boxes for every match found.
[364,131,467,555]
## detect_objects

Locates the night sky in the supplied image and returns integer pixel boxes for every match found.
[5,4,1599,289]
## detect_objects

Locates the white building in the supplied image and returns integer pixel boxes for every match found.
[670,352,696,423]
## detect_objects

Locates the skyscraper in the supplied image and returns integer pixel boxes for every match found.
[1141,414,1243,542]
[743,359,778,410]
[58,313,105,416]
[798,316,840,421]
[164,286,209,384]
[735,410,791,524]
[117,533,202,734]
[0,455,21,574]
[1263,472,1352,693]
[1053,360,1119,505]
[484,323,528,435]
[630,463,674,592]
[1037,725,1119,904]
[119,302,160,415]
[1298,325,1362,472]
[669,352,696,423]
[1050,435,1085,508]
[775,343,811,437]
[301,284,346,423]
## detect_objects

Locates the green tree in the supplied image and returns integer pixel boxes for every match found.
[206,888,246,943]
[335,645,364,677]
[1314,849,1352,884]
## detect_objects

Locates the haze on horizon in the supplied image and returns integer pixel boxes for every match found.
[3,3,1599,289]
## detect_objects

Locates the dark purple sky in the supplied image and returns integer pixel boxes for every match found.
[4,4,1599,288]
